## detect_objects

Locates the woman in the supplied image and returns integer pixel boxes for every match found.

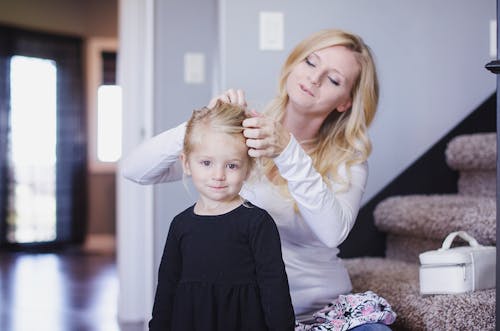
[122,29,392,330]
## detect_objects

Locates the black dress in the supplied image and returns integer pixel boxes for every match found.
[149,202,295,331]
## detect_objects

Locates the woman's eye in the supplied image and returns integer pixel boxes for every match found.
[305,57,315,67]
[201,160,211,166]
[227,163,239,170]
[328,77,340,86]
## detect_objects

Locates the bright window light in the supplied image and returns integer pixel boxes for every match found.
[9,55,57,243]
[97,85,122,162]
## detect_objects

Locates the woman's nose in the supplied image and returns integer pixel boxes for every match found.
[309,71,322,86]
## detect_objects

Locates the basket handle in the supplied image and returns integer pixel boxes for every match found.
[439,231,481,251]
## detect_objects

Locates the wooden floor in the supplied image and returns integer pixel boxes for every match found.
[0,248,145,331]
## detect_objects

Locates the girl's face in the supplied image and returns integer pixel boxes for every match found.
[181,129,250,212]
[285,45,360,119]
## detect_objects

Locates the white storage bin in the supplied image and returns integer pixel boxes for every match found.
[419,231,496,295]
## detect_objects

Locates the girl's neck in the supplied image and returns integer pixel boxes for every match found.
[194,195,244,216]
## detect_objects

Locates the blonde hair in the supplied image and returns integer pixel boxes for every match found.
[184,100,255,171]
[263,28,379,193]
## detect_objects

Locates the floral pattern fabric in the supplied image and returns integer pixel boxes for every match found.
[295,291,396,331]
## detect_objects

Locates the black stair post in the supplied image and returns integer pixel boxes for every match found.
[484,3,499,329]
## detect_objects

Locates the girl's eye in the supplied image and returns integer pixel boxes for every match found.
[227,163,239,170]
[305,57,315,67]
[328,77,340,86]
[201,160,211,166]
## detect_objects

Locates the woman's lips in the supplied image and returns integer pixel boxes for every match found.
[299,84,314,97]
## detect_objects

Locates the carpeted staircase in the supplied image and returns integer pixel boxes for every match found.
[345,132,496,330]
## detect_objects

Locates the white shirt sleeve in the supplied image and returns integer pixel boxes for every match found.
[119,122,187,184]
[273,135,368,248]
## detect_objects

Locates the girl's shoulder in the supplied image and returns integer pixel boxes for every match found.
[170,204,196,224]
[241,200,266,215]
[240,200,275,225]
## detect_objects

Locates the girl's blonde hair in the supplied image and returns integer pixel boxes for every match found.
[184,100,255,170]
[263,29,379,193]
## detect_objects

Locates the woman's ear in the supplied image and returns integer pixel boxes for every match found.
[337,98,352,113]
[180,153,191,176]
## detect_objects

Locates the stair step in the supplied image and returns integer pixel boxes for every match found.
[374,194,496,245]
[445,133,496,171]
[345,257,495,331]
[457,170,495,197]
[385,234,442,263]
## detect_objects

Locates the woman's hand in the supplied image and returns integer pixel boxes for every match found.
[243,113,291,158]
[208,89,291,158]
[208,88,247,108]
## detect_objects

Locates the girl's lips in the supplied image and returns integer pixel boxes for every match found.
[209,185,226,190]
[299,83,314,97]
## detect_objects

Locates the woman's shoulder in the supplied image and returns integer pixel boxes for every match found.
[337,159,368,177]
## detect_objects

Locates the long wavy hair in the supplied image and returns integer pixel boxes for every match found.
[262,29,379,194]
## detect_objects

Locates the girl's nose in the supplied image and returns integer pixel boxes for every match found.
[212,167,226,181]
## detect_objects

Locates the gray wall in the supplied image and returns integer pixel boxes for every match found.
[153,0,218,262]
[152,0,495,263]
[219,0,496,203]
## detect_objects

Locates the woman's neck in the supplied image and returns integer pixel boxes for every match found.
[282,105,325,144]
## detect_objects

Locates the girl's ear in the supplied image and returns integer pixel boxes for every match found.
[180,153,191,176]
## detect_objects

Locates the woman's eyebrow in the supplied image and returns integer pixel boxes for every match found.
[312,51,347,79]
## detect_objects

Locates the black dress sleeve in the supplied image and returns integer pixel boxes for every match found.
[249,210,295,331]
[149,218,182,331]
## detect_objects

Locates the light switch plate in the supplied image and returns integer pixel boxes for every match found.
[259,11,284,51]
[184,52,205,84]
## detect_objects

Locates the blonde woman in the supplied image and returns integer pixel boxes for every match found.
[123,29,393,330]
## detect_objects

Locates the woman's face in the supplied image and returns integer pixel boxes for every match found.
[285,45,360,119]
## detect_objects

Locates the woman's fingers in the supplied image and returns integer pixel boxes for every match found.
[235,89,247,106]
[208,89,247,108]
[248,147,270,158]
[242,116,265,128]
[243,116,291,158]
[207,95,221,108]
[243,128,263,139]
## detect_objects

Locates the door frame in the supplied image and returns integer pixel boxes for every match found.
[117,0,155,323]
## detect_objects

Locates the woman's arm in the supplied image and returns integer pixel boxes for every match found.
[274,135,368,248]
[120,122,186,184]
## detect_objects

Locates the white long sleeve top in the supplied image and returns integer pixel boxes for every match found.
[121,122,368,320]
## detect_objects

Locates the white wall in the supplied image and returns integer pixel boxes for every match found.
[218,0,496,202]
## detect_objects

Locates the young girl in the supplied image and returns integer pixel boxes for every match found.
[148,100,295,331]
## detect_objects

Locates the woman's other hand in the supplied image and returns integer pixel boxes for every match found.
[208,88,247,108]
[243,113,291,158]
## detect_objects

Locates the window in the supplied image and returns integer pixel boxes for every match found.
[97,85,122,162]
[7,55,57,243]
[86,38,121,172]
[0,25,86,246]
